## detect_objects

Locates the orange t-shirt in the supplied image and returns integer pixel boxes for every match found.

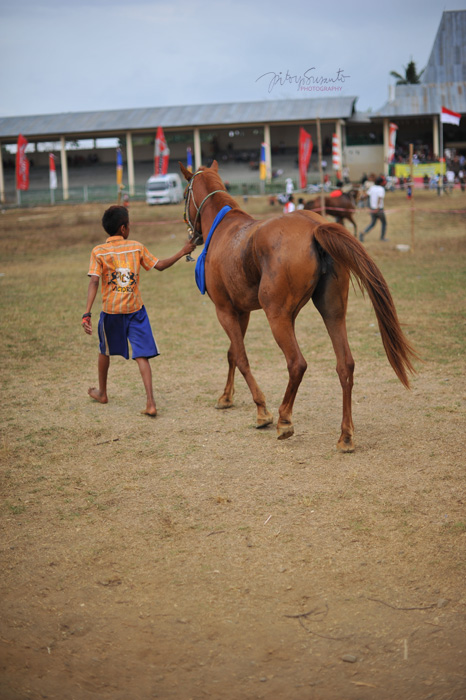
[88,236,159,314]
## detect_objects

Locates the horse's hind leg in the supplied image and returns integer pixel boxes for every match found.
[313,268,355,452]
[348,214,358,239]
[217,311,250,409]
[215,306,273,428]
[263,310,308,440]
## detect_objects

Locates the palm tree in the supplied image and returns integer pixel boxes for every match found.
[390,60,425,85]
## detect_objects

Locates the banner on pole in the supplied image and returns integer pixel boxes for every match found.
[440,106,461,126]
[155,127,170,175]
[259,142,267,181]
[388,122,398,162]
[16,134,30,191]
[298,128,312,190]
[49,153,57,190]
[332,133,341,172]
[116,147,123,186]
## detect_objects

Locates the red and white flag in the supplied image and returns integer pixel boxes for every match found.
[298,128,312,189]
[332,133,341,173]
[16,134,30,191]
[388,122,398,162]
[154,126,170,175]
[49,153,57,190]
[440,107,461,126]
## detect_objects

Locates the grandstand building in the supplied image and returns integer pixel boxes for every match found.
[0,10,465,204]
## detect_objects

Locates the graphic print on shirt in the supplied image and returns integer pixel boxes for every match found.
[110,267,136,294]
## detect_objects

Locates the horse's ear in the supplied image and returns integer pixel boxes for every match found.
[211,160,219,172]
[179,162,193,181]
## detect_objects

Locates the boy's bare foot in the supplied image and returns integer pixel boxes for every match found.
[88,387,108,404]
[141,406,157,417]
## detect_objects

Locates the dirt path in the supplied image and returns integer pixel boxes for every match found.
[1,196,465,699]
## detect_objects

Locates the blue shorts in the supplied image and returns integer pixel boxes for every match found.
[98,306,159,360]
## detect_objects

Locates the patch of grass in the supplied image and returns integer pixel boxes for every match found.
[442,521,466,535]
[5,502,26,515]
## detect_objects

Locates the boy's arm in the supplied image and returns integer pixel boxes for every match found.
[82,275,100,335]
[154,240,196,271]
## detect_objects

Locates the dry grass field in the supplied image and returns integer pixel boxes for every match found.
[0,186,465,700]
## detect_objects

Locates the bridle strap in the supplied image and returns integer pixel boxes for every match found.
[184,170,227,244]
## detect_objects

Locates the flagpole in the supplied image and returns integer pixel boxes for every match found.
[409,143,415,251]
[439,109,444,197]
[316,118,326,217]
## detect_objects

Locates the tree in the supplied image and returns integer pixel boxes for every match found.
[390,60,425,85]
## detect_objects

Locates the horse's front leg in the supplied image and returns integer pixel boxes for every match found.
[215,306,273,428]
[264,311,307,440]
[216,311,250,410]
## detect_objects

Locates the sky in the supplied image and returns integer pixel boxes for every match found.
[0,0,465,118]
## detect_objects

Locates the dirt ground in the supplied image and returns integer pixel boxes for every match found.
[0,191,465,699]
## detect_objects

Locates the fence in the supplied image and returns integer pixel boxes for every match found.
[1,171,331,208]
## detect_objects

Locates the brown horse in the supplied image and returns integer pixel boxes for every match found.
[304,191,359,238]
[180,161,416,451]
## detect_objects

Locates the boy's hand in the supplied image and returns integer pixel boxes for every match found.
[183,240,196,255]
[82,316,92,335]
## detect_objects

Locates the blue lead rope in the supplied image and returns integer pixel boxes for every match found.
[195,205,232,294]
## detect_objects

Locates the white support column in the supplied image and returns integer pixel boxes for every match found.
[126,131,135,196]
[432,115,439,159]
[383,118,390,176]
[0,142,5,203]
[264,124,272,182]
[193,128,201,170]
[60,136,69,201]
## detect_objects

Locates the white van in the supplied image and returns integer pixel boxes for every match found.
[145,173,183,205]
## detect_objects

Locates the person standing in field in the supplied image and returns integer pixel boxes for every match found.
[359,177,387,242]
[82,205,195,416]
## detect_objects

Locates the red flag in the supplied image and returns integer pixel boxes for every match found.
[388,122,398,162]
[298,128,312,189]
[154,126,170,175]
[49,153,57,190]
[16,134,30,191]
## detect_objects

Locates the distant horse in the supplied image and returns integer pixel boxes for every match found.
[180,161,416,451]
[304,191,359,238]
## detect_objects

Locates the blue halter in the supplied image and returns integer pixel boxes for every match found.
[195,205,232,294]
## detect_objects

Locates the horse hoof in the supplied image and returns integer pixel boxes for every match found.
[337,436,355,453]
[277,424,294,440]
[216,399,234,409]
[256,412,273,429]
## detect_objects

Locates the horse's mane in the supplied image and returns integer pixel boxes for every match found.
[199,166,242,211]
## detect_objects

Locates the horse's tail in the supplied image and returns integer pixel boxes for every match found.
[313,222,417,388]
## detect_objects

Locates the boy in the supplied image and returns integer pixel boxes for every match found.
[82,205,195,416]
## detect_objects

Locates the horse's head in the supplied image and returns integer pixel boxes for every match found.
[179,160,227,245]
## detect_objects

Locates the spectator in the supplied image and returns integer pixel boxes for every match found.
[283,195,295,213]
[359,177,387,242]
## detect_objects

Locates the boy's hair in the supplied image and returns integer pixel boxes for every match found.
[102,206,129,235]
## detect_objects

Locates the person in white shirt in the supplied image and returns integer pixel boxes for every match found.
[283,195,296,213]
[446,169,455,194]
[360,177,387,241]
